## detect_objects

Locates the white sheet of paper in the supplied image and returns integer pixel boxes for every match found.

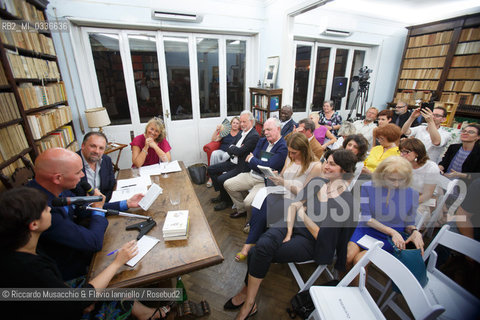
[251,186,286,209]
[138,183,163,211]
[126,235,160,267]
[109,185,148,202]
[116,176,152,189]
[159,160,182,174]
[139,164,162,177]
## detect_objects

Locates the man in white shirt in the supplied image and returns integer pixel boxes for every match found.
[224,118,287,218]
[353,107,378,148]
[402,106,451,163]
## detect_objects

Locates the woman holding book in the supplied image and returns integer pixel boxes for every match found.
[0,187,171,320]
[225,149,357,319]
[131,117,172,167]
[234,133,322,261]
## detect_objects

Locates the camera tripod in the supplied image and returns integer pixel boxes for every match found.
[347,80,370,121]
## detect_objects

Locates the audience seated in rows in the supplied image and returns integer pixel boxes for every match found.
[208,111,260,211]
[73,132,116,202]
[308,112,337,148]
[224,117,287,219]
[205,117,241,187]
[363,123,401,174]
[27,148,144,281]
[352,107,378,148]
[279,105,297,138]
[438,123,480,183]
[402,106,451,164]
[225,149,357,319]
[0,187,170,320]
[318,100,342,136]
[347,156,424,282]
[131,117,172,167]
[235,132,322,261]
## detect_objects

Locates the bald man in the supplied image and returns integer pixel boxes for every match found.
[27,148,144,280]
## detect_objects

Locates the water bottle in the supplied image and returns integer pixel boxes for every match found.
[176,276,188,302]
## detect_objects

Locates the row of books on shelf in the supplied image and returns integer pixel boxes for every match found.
[6,50,60,80]
[18,82,67,110]
[443,80,480,93]
[251,94,280,111]
[451,54,480,68]
[405,44,449,58]
[460,28,480,42]
[35,125,75,153]
[398,79,438,91]
[0,123,28,161]
[447,68,480,80]
[0,0,45,22]
[0,92,20,123]
[400,68,442,80]
[0,64,7,85]
[408,31,453,48]
[394,91,432,106]
[441,92,480,106]
[162,210,189,241]
[403,57,445,69]
[253,109,267,124]
[0,21,56,56]
[455,41,480,55]
[27,104,72,140]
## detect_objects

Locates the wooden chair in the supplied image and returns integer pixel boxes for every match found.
[0,156,35,189]
[309,240,445,320]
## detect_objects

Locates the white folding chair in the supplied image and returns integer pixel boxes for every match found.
[309,240,445,320]
[288,261,334,292]
[381,225,480,320]
[347,162,364,191]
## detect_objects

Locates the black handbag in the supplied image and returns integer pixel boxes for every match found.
[286,290,314,319]
[188,163,207,185]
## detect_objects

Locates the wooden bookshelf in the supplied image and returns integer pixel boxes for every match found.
[0,0,78,189]
[392,13,480,124]
[249,87,282,135]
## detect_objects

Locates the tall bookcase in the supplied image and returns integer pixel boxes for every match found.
[249,87,282,135]
[392,13,480,126]
[0,0,77,189]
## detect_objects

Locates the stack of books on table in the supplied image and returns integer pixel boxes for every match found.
[162,210,189,241]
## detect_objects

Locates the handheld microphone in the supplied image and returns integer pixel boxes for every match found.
[80,181,95,196]
[51,196,104,207]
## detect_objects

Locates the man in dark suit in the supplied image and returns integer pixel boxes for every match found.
[208,110,260,211]
[280,105,297,138]
[224,117,287,218]
[392,100,421,129]
[73,132,116,202]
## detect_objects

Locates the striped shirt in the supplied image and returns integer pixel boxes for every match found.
[447,147,471,173]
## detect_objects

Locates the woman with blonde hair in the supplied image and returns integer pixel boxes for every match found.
[347,156,424,271]
[131,117,172,167]
[235,132,322,261]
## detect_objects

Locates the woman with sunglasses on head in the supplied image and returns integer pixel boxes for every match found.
[131,117,172,167]
[346,156,424,273]
[0,187,171,320]
[438,123,480,184]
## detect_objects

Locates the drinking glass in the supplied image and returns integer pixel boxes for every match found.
[170,192,180,207]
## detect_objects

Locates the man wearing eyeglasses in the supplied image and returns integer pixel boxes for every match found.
[392,101,419,128]
[401,106,451,163]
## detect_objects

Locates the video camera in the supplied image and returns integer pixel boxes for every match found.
[352,66,373,88]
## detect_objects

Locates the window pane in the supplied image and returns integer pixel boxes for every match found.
[128,35,162,123]
[164,37,192,120]
[89,33,130,125]
[346,50,366,110]
[226,40,246,116]
[312,47,331,111]
[292,45,311,112]
[197,38,219,118]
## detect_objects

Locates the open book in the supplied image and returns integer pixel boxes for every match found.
[257,165,278,178]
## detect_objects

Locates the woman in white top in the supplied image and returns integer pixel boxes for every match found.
[235,133,322,261]
[399,138,440,216]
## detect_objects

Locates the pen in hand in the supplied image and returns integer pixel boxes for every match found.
[107,249,118,256]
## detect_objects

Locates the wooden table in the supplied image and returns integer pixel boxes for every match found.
[104,142,128,176]
[87,162,223,288]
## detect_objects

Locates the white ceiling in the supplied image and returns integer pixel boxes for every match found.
[298,0,480,26]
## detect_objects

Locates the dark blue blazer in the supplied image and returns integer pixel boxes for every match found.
[27,179,124,280]
[75,151,116,202]
[281,119,297,137]
[227,128,260,172]
[248,137,288,174]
